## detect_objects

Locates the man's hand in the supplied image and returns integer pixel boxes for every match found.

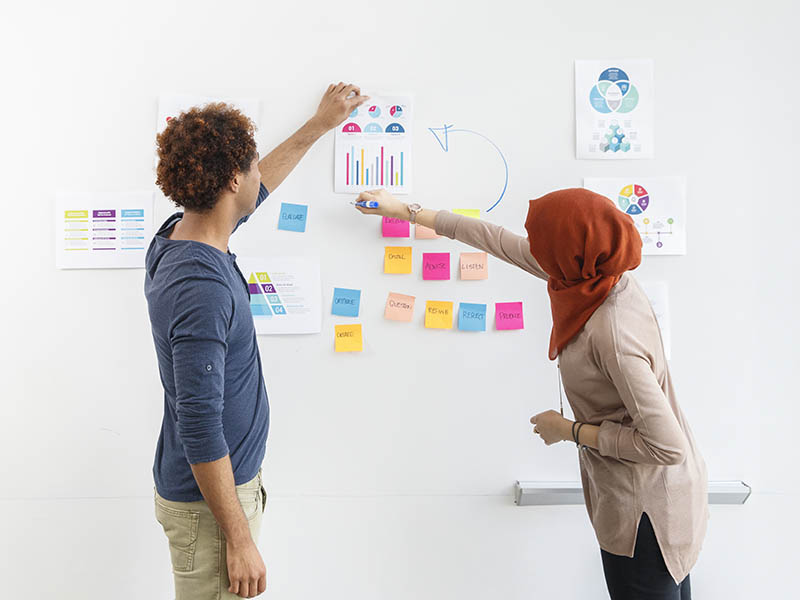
[310,82,369,133]
[227,538,267,598]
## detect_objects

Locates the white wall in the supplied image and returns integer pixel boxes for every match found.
[1,0,798,597]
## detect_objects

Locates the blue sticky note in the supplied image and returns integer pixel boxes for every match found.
[458,302,487,331]
[278,203,308,232]
[332,287,361,317]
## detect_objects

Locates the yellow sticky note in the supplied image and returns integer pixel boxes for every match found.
[425,301,454,329]
[335,324,363,352]
[453,209,481,219]
[384,246,412,274]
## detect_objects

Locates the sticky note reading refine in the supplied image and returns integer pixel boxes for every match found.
[335,324,363,352]
[458,303,487,331]
[415,224,439,239]
[384,247,412,274]
[382,217,410,238]
[331,288,361,317]
[422,252,450,280]
[384,292,415,322]
[425,301,454,329]
[277,203,308,232]
[460,252,488,280]
[453,209,481,219]
[495,302,524,330]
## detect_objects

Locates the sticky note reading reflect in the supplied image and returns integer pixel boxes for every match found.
[331,288,361,317]
[458,303,487,331]
[425,301,454,329]
[384,292,415,322]
[335,324,363,352]
[415,224,439,239]
[453,209,481,219]
[382,217,410,238]
[495,302,524,330]
[277,203,308,232]
[460,252,488,280]
[422,252,450,280]
[384,247,412,274]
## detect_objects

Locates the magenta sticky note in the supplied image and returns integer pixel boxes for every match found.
[495,302,524,330]
[382,217,410,238]
[422,252,450,280]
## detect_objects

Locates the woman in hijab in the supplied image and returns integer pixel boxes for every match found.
[354,188,707,600]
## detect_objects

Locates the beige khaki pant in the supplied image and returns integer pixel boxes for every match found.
[154,470,267,599]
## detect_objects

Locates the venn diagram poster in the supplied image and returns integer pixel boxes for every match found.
[575,60,654,159]
[583,177,687,256]
[334,95,412,194]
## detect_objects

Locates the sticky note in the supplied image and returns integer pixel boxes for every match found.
[415,224,439,239]
[382,217,410,238]
[495,302,524,330]
[335,324,363,352]
[458,303,487,331]
[425,301,454,329]
[460,252,488,280]
[453,209,481,219]
[277,203,308,232]
[384,246,412,274]
[384,292,415,322]
[331,288,361,317]
[422,252,450,280]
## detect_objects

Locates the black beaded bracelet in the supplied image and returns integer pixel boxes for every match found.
[576,422,586,448]
[571,421,579,445]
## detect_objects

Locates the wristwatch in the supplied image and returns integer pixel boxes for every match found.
[407,203,422,224]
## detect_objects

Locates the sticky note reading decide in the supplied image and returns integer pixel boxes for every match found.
[384,292,415,322]
[425,301,454,329]
[415,224,439,239]
[384,247,412,274]
[277,203,308,232]
[495,302,524,330]
[331,288,361,317]
[382,217,410,238]
[335,324,363,352]
[422,252,450,280]
[453,208,481,219]
[460,252,488,280]
[458,303,487,331]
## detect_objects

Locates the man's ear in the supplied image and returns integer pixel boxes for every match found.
[228,171,241,194]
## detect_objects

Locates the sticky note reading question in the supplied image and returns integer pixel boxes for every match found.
[458,303,487,331]
[382,217,410,238]
[453,208,481,219]
[384,247,412,274]
[425,301,454,329]
[384,292,415,322]
[422,252,450,280]
[415,224,439,239]
[460,252,488,280]
[335,324,363,352]
[331,288,361,317]
[495,302,524,330]
[277,203,308,232]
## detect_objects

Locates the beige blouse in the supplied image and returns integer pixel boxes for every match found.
[435,211,708,584]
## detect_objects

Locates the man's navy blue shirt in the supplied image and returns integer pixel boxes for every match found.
[145,184,270,501]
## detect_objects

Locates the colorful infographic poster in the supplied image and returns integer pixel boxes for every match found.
[575,60,654,159]
[334,95,412,194]
[583,177,687,255]
[55,192,154,269]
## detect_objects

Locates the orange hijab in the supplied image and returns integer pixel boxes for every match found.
[524,188,642,360]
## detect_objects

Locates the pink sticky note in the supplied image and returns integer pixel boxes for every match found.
[382,217,410,238]
[422,252,450,280]
[384,292,415,322]
[415,224,439,239]
[495,302,524,330]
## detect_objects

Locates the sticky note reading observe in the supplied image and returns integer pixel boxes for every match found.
[335,324,363,352]
[422,252,450,280]
[384,292,415,322]
[460,252,488,280]
[425,301,454,329]
[495,302,524,330]
[382,217,410,238]
[453,209,481,219]
[384,247,412,274]
[277,203,308,232]
[415,224,439,239]
[458,303,487,331]
[331,288,361,317]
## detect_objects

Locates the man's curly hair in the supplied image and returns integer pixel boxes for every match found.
[156,103,257,212]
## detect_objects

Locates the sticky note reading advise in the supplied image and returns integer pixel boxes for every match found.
[495,302,524,330]
[384,292,415,322]
[331,288,361,317]
[335,324,363,352]
[458,303,487,331]
[382,217,410,238]
[277,203,308,232]
[425,301,454,329]
[384,247,412,274]
[460,252,488,280]
[422,252,450,280]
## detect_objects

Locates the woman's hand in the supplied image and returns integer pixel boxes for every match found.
[530,410,572,446]
[354,189,409,221]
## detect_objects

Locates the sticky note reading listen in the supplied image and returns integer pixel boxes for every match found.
[384,292,415,322]
[384,247,412,274]
[495,302,524,330]
[335,324,363,352]
[422,252,450,280]
[453,209,481,219]
[460,252,488,280]
[331,288,361,317]
[458,303,487,331]
[277,203,308,232]
[425,301,454,329]
[382,217,410,238]
[415,224,439,239]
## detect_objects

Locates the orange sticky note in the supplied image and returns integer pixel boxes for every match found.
[424,301,454,329]
[415,224,439,239]
[460,252,488,280]
[384,292,415,322]
[334,324,363,352]
[384,246,412,274]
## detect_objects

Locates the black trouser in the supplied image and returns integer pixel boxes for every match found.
[601,513,691,600]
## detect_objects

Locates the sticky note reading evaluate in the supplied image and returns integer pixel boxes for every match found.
[425,301,454,329]
[335,324,363,352]
[495,302,524,330]
[458,303,487,331]
[384,292,415,322]
[277,203,308,232]
[382,217,410,238]
[453,209,481,219]
[331,288,361,317]
[384,247,412,274]
[460,252,488,280]
[422,252,450,281]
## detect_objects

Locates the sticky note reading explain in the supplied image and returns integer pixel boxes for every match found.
[384,292,415,322]
[277,203,308,232]
[384,247,412,274]
[453,209,481,219]
[422,252,450,280]
[458,303,487,331]
[331,288,361,317]
[382,217,410,238]
[460,252,488,280]
[495,302,524,330]
[415,224,439,239]
[425,301,454,329]
[335,324,363,352]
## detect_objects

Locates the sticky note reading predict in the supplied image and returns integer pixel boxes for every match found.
[453,209,481,219]
[415,224,439,239]
[460,252,488,280]
[331,287,361,317]
[384,246,412,274]
[277,203,308,232]
[422,252,450,280]
[458,303,487,331]
[425,301,454,329]
[495,302,524,330]
[384,292,415,322]
[382,217,410,238]
[334,324,363,352]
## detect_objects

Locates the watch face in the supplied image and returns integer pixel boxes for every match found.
[409,203,421,211]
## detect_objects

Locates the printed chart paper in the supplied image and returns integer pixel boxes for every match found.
[640,281,672,360]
